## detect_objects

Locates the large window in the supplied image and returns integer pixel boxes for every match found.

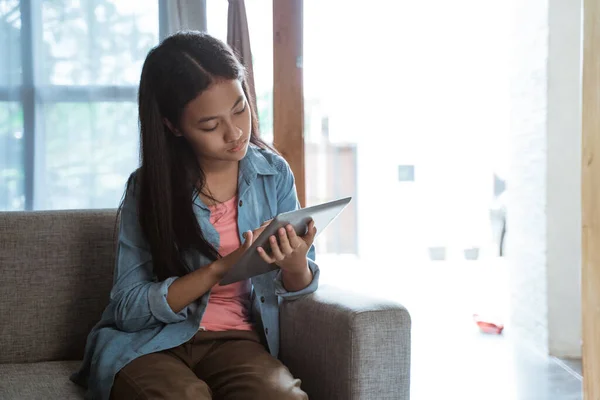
[303,1,508,263]
[0,0,158,210]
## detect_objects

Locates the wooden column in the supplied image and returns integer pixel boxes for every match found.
[582,0,600,398]
[273,0,305,207]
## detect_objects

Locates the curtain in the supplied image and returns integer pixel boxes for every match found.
[161,0,207,38]
[227,0,258,121]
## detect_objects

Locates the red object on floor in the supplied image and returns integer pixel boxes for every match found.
[473,314,504,334]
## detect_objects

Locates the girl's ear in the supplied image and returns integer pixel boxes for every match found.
[163,118,182,137]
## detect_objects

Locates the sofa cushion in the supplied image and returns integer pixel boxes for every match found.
[0,360,85,399]
[0,210,117,363]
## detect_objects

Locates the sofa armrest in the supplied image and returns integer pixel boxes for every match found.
[280,285,411,400]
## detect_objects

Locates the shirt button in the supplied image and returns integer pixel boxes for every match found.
[265,328,269,335]
[260,296,265,303]
[239,200,243,207]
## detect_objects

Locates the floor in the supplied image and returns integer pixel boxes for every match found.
[318,255,583,400]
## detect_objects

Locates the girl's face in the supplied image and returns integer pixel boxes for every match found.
[173,79,252,167]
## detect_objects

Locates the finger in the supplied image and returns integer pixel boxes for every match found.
[254,219,273,236]
[285,224,303,249]
[278,227,294,255]
[242,230,253,248]
[257,247,275,264]
[303,220,317,244]
[253,227,265,238]
[269,235,285,261]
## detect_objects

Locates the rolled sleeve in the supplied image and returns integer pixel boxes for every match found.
[273,158,321,300]
[111,173,192,332]
[147,277,188,324]
[274,258,320,300]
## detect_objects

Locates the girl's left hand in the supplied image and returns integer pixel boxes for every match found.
[257,220,317,273]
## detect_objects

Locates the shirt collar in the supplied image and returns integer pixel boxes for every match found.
[193,144,277,211]
[239,144,278,179]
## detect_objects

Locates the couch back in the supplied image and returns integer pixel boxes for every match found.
[0,210,117,364]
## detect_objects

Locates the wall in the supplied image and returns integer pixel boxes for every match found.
[508,0,550,354]
[508,0,582,358]
[546,0,582,359]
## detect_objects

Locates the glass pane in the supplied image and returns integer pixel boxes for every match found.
[303,2,358,260]
[304,1,509,265]
[40,102,139,210]
[0,102,25,210]
[0,0,21,86]
[38,0,158,85]
[206,0,227,42]
[206,0,273,143]
[246,0,273,143]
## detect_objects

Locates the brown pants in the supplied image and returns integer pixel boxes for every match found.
[111,330,307,400]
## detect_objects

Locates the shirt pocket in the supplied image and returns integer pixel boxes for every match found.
[245,177,277,227]
[260,175,278,221]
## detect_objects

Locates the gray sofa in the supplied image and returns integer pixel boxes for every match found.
[0,210,411,400]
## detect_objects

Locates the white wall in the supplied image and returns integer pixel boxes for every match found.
[508,0,582,358]
[508,0,550,354]
[546,0,582,358]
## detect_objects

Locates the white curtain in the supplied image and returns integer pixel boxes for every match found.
[161,0,207,38]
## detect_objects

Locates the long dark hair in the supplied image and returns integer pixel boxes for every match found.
[123,31,271,281]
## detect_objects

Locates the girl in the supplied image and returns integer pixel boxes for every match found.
[71,31,319,400]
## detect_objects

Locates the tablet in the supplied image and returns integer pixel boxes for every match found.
[219,196,352,285]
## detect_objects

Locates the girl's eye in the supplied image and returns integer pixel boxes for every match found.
[201,124,218,132]
[234,104,247,115]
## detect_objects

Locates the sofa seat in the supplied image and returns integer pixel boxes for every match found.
[0,360,85,400]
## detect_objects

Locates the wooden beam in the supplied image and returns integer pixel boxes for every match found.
[582,0,600,398]
[273,0,305,207]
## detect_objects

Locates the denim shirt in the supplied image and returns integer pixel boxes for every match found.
[71,146,320,400]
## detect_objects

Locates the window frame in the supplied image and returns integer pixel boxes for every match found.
[272,0,305,207]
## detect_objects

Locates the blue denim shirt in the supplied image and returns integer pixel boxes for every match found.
[71,146,320,400]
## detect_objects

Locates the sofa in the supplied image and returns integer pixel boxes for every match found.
[0,210,411,400]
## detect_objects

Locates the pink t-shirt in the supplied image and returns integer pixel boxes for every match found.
[200,196,254,332]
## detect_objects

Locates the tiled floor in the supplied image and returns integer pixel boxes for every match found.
[318,256,583,400]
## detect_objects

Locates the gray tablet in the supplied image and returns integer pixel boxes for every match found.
[219,196,352,285]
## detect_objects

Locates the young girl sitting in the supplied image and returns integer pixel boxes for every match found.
[71,31,319,400]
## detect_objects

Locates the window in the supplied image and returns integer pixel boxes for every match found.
[0,102,23,211]
[304,1,358,257]
[0,1,24,211]
[1,1,277,211]
[303,1,509,263]
[0,0,158,210]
